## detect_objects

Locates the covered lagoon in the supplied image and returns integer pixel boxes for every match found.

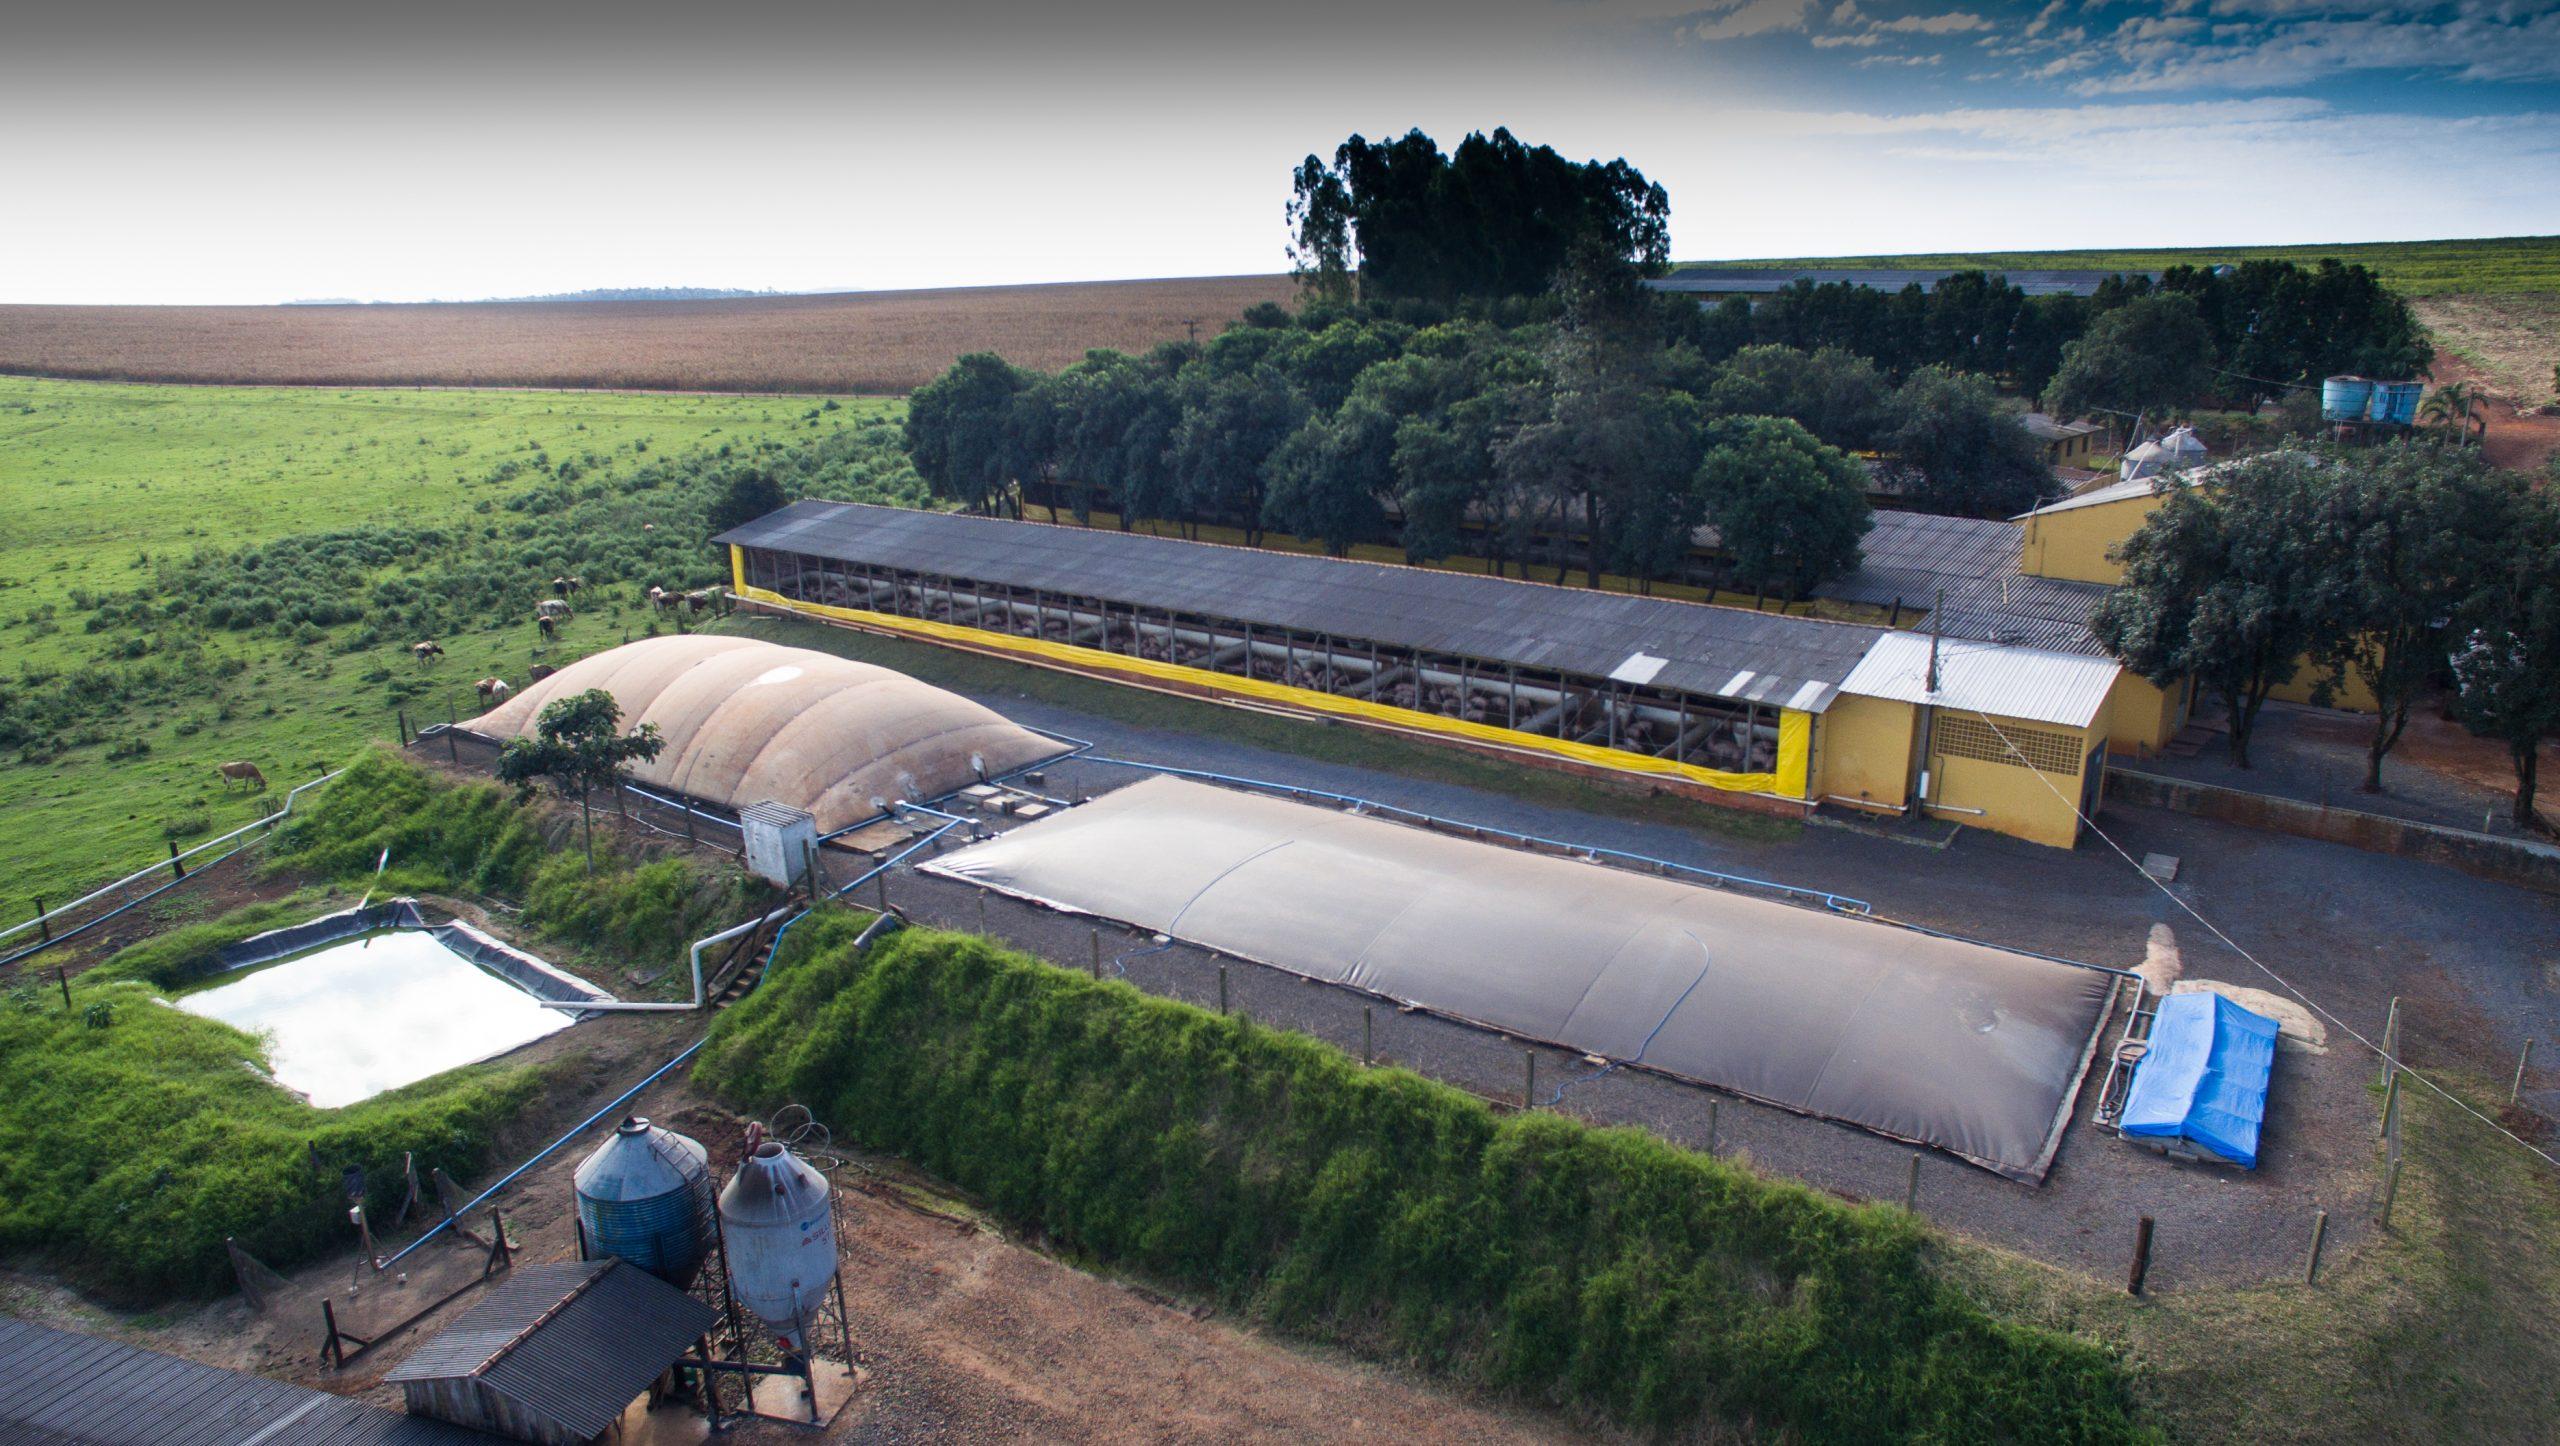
[176,928,581,1107]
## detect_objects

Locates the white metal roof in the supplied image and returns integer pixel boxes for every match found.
[1837,632,2121,729]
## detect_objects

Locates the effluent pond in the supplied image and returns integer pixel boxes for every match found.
[176,929,580,1108]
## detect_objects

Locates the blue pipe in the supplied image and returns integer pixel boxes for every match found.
[1070,755,1873,916]
[381,1035,708,1267]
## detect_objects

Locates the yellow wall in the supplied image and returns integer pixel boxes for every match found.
[1815,695,1917,809]
[2017,493,2164,585]
[1923,715,2101,850]
[2103,673,2190,758]
[2269,662,2379,713]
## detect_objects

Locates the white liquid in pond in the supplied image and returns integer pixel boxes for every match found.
[176,930,577,1108]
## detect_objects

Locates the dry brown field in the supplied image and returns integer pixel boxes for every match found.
[0,274,1298,394]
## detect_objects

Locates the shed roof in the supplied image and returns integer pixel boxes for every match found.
[2020,412,2106,443]
[1930,567,2116,658]
[1646,267,2144,298]
[1837,632,2121,729]
[719,502,1887,713]
[387,1258,718,1441]
[1818,510,2021,610]
[0,1317,488,1445]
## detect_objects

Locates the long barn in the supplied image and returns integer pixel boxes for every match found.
[717,502,2162,847]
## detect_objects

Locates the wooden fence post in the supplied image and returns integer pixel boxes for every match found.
[2380,997,2400,1085]
[2127,1216,2154,1296]
[1090,929,1102,980]
[2303,1210,2329,1284]
[2515,1038,2536,1105]
[1218,966,1229,1016]
[1524,1050,1536,1110]
[1706,1099,1719,1155]
[1361,1005,1373,1066]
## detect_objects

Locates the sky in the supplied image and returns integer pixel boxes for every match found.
[3,0,2555,304]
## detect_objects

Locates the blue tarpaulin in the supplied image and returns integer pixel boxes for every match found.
[2119,992,2280,1168]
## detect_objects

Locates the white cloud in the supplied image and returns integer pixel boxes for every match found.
[1876,10,1993,34]
[1813,31,1888,46]
[1856,51,1946,64]
[2025,1,2067,38]
[1830,0,1864,23]
[2076,7,2560,93]
[1690,0,1819,41]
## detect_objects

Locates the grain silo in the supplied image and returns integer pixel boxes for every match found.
[716,1136,838,1351]
[572,1117,715,1288]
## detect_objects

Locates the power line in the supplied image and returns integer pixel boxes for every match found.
[1961,707,2560,1176]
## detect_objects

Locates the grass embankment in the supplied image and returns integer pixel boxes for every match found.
[727,614,1803,847]
[696,915,2144,1442]
[0,377,914,902]
[0,753,765,1301]
[1689,236,2560,296]
[1959,1082,2560,1444]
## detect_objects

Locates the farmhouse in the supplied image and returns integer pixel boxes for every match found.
[2021,411,2108,467]
[719,502,2178,847]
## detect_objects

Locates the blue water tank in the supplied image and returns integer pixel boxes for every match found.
[573,1117,714,1286]
[2368,381,2422,427]
[2321,376,2373,424]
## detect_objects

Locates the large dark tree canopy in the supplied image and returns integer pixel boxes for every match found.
[1289,128,1670,304]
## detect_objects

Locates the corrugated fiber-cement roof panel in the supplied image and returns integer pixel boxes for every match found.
[387,1258,719,1440]
[1818,510,2020,610]
[1837,632,2121,729]
[718,502,1885,712]
[0,1316,486,1445]
[923,776,2120,1182]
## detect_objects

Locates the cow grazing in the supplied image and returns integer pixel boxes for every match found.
[682,588,722,614]
[411,640,444,663]
[475,677,511,705]
[646,586,672,611]
[216,761,268,792]
[527,663,557,681]
[536,615,557,641]
[535,598,573,620]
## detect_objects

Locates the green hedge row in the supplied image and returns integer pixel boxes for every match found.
[696,917,2146,1442]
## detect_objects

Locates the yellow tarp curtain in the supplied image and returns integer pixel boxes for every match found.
[730,560,1811,798]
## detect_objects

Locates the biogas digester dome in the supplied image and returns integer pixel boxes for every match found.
[718,1140,837,1350]
[467,634,1065,833]
[573,1117,716,1287]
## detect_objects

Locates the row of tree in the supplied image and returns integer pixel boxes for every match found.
[2094,439,2560,824]
[905,276,2058,599]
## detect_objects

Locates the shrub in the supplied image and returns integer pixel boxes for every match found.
[697,923,2144,1442]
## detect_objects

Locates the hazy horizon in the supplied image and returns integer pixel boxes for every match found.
[6,0,2555,305]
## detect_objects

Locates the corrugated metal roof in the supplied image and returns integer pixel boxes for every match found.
[1646,267,2146,298]
[1837,632,2120,728]
[0,1317,490,1445]
[1817,510,2021,610]
[719,502,1888,713]
[1931,567,2116,659]
[2020,412,2105,443]
[386,1258,718,1440]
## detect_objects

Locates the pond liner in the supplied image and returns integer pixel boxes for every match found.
[211,899,616,1017]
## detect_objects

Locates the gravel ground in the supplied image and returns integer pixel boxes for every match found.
[849,681,2560,1293]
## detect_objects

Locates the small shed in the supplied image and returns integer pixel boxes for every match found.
[386,1257,720,1445]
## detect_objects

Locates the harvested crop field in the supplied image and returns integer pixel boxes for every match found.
[0,275,1298,394]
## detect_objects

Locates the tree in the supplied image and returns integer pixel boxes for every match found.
[2090,452,2335,768]
[2042,293,2215,425]
[1881,367,2058,518]
[494,689,666,871]
[2317,441,2520,792]
[1167,367,1307,543]
[1702,345,1895,451]
[1263,398,1395,555]
[2450,486,2560,830]
[904,353,1029,514]
[1693,417,1872,605]
[707,468,787,536]
[2418,382,2487,446]
[1287,128,1669,303]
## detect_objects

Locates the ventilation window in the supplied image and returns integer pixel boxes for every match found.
[1936,715,2083,775]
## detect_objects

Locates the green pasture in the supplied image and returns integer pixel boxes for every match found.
[1687,235,2560,296]
[0,377,905,906]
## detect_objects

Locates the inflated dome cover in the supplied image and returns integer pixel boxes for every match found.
[467,635,1064,831]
